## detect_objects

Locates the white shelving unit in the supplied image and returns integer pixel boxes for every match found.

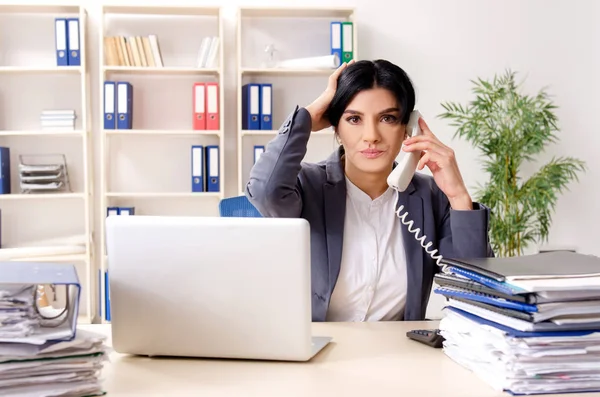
[0,3,94,324]
[236,6,358,195]
[98,5,225,323]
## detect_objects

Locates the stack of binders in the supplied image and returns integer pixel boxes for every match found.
[40,109,76,131]
[192,82,219,131]
[435,251,600,395]
[190,145,220,193]
[0,262,109,396]
[106,207,135,216]
[330,21,354,65]
[103,81,133,130]
[241,83,271,131]
[54,17,80,66]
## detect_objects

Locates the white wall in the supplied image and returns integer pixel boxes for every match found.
[6,0,600,319]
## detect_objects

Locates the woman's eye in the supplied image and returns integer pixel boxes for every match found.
[346,116,360,124]
[381,115,398,123]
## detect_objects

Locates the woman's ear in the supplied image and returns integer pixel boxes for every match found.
[334,131,342,145]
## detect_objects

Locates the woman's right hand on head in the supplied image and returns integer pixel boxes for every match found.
[305,60,354,132]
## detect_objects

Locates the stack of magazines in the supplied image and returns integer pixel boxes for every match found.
[0,262,108,396]
[435,251,600,395]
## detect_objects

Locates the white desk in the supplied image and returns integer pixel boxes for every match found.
[81,322,600,397]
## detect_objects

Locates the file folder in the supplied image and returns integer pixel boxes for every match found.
[54,18,68,66]
[193,83,206,130]
[119,207,135,215]
[191,145,204,192]
[107,207,119,216]
[341,22,354,62]
[330,22,342,67]
[67,18,80,66]
[103,81,116,129]
[206,82,219,130]
[0,262,81,342]
[434,286,538,313]
[254,145,264,164]
[260,84,272,130]
[443,251,600,282]
[205,145,220,192]
[242,83,260,130]
[117,82,133,129]
[0,147,10,194]
[104,270,111,322]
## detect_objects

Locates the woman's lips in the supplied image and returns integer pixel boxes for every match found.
[360,149,385,159]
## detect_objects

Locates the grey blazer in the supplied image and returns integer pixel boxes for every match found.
[245,106,494,321]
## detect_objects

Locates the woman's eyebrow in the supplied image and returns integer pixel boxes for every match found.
[343,107,400,115]
[378,107,400,114]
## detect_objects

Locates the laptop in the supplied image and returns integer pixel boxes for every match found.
[104,215,332,361]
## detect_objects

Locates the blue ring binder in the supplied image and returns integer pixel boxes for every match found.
[0,262,81,342]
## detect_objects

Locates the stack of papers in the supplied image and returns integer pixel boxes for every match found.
[435,251,600,395]
[0,328,109,397]
[0,262,109,397]
[0,286,37,339]
[40,110,76,131]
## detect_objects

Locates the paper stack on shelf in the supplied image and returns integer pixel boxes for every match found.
[40,110,76,131]
[435,251,600,395]
[275,54,340,70]
[0,262,109,397]
[18,154,71,194]
[196,36,219,68]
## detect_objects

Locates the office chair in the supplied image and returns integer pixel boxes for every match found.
[219,195,262,217]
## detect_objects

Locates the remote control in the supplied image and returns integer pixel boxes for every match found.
[406,329,444,348]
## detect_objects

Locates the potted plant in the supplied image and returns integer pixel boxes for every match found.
[438,70,586,257]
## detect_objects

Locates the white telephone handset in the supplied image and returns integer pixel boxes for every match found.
[387,110,443,267]
[387,110,423,192]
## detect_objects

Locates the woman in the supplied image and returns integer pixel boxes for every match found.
[245,59,493,322]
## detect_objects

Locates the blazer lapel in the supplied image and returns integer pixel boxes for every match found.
[324,183,346,294]
[396,183,425,320]
[323,147,347,296]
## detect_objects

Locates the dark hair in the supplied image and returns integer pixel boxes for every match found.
[326,59,416,127]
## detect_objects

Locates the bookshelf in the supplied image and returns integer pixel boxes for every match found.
[98,5,225,323]
[236,6,358,194]
[0,3,94,323]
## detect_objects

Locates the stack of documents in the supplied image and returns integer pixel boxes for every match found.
[0,262,108,396]
[40,110,76,131]
[435,251,600,395]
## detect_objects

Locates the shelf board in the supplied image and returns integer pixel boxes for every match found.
[106,192,221,199]
[9,253,87,262]
[104,129,221,137]
[0,193,85,200]
[240,6,354,19]
[0,129,84,137]
[241,128,334,136]
[103,66,219,75]
[0,66,82,74]
[241,67,335,75]
[102,5,220,16]
[0,5,80,14]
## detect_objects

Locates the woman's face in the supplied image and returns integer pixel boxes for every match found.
[336,87,406,177]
